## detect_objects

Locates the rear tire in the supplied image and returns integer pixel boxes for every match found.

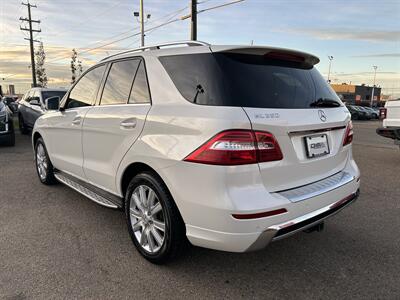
[34,137,57,185]
[19,114,29,134]
[125,171,187,264]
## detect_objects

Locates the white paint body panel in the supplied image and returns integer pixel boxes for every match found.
[36,107,91,180]
[82,104,151,193]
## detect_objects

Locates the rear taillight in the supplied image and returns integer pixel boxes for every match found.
[343,121,353,146]
[379,108,387,120]
[255,131,283,162]
[184,130,283,165]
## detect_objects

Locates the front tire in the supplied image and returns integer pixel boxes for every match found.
[125,172,187,264]
[34,137,57,185]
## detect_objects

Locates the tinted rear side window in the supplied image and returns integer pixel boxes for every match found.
[101,59,140,105]
[129,61,151,104]
[159,53,341,109]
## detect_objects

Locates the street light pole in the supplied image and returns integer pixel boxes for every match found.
[327,56,334,83]
[370,65,378,107]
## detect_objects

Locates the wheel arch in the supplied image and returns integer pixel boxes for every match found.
[120,162,161,199]
[119,161,183,218]
[32,131,42,147]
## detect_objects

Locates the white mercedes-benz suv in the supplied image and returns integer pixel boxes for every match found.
[32,41,360,264]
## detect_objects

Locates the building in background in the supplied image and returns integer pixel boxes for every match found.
[331,83,382,107]
[7,84,15,95]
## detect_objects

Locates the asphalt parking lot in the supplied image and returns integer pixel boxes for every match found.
[0,120,399,299]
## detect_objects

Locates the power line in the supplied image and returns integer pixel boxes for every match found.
[198,0,245,14]
[45,0,126,38]
[44,5,189,64]
[46,15,185,64]
[1,7,187,80]
[181,0,246,40]
[4,2,244,81]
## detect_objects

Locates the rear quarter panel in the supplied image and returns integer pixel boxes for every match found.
[115,103,252,196]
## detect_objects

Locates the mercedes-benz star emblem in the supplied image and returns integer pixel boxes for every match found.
[318,110,327,122]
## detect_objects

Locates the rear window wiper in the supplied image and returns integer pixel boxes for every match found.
[310,98,341,108]
[193,84,205,104]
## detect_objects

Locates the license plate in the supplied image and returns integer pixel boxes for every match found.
[304,134,330,158]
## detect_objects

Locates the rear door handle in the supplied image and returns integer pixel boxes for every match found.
[120,118,137,129]
[72,116,82,125]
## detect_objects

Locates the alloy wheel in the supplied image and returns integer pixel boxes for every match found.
[36,143,48,180]
[129,185,166,253]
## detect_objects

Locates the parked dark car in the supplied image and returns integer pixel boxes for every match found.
[362,106,379,119]
[356,106,374,119]
[18,88,67,134]
[347,105,368,120]
[0,98,15,146]
[2,96,18,114]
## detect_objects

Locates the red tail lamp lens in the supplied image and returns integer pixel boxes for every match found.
[184,130,283,165]
[343,121,353,146]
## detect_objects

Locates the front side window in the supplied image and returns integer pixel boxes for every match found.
[100,59,140,105]
[129,61,151,104]
[25,90,34,102]
[67,65,106,109]
[30,90,40,104]
[22,90,31,101]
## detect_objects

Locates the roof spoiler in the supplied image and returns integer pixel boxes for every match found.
[210,45,320,66]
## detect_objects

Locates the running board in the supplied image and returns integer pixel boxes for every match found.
[54,172,122,209]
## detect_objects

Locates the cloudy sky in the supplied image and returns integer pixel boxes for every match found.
[1,0,399,96]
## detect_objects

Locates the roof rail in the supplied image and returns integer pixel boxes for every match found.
[101,40,210,61]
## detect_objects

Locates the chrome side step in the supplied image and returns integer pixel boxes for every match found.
[54,173,119,209]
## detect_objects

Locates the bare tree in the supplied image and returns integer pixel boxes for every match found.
[77,60,83,76]
[70,49,78,84]
[35,42,47,87]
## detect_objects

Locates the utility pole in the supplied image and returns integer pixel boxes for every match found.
[327,55,334,83]
[139,0,144,47]
[134,0,150,47]
[191,0,197,40]
[20,1,41,88]
[370,65,378,107]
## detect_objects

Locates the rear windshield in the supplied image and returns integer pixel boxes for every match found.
[41,91,67,102]
[159,53,342,109]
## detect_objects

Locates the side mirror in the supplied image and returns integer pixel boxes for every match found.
[30,97,41,106]
[45,96,60,110]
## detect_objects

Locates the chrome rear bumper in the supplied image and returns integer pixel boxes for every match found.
[246,190,359,251]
